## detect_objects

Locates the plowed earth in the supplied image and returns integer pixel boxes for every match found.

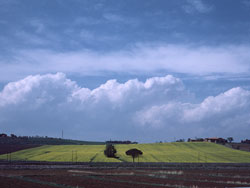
[1,168,250,188]
[0,144,41,155]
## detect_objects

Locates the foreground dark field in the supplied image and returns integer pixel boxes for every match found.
[1,163,250,188]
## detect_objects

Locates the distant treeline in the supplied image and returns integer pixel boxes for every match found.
[241,139,250,144]
[106,140,138,144]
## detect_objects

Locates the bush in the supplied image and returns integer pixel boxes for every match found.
[104,144,118,158]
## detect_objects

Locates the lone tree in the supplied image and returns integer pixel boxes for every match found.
[104,144,118,158]
[227,137,234,143]
[126,148,143,162]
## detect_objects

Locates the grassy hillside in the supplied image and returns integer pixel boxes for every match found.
[1,142,250,163]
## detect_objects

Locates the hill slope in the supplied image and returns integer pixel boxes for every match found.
[1,142,250,163]
[0,137,105,146]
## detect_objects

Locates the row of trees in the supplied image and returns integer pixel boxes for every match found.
[104,144,143,162]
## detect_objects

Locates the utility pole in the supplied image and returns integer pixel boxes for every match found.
[72,150,77,162]
[7,153,11,162]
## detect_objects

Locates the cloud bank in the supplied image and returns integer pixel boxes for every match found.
[1,73,250,142]
[1,44,250,82]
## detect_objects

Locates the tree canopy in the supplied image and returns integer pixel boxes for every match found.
[126,148,143,162]
[104,144,118,158]
[227,137,234,143]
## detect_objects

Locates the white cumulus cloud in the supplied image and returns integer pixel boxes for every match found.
[183,87,250,122]
[1,73,250,142]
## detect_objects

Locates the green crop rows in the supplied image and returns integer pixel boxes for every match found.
[1,142,250,163]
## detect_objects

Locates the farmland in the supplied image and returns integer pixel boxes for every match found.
[1,142,250,163]
[1,164,250,188]
[0,144,41,155]
[1,142,250,187]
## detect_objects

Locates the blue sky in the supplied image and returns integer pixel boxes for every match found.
[1,0,250,142]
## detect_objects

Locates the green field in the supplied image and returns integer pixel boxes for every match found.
[1,142,250,163]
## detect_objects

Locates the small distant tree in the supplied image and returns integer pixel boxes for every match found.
[104,144,118,158]
[176,139,185,142]
[126,148,143,163]
[10,134,17,138]
[227,137,234,143]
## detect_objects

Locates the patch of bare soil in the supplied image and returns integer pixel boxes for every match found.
[1,168,250,188]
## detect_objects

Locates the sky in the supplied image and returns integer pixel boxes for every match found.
[1,0,250,142]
